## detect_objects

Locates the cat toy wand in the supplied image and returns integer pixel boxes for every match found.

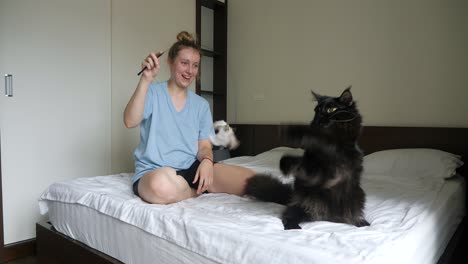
[137,51,165,76]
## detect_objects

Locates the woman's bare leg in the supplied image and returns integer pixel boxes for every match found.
[138,167,197,204]
[208,163,255,195]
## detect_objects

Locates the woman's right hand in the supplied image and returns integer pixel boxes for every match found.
[141,51,163,80]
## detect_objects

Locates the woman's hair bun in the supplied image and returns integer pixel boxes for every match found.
[167,31,201,62]
[176,31,195,43]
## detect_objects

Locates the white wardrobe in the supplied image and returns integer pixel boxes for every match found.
[0,0,194,246]
[0,0,112,245]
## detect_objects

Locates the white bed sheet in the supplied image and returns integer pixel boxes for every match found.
[39,147,465,264]
[46,200,218,264]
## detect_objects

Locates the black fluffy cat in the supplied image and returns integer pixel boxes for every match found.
[244,87,369,229]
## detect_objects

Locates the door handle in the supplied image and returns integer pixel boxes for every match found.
[4,74,13,97]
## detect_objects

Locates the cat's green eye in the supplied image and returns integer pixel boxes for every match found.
[327,106,338,113]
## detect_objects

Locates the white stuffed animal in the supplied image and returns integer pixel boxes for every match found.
[209,120,240,150]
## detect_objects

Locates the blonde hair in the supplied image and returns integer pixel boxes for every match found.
[168,31,202,62]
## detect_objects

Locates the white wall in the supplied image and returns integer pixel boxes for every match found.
[110,0,195,173]
[227,0,468,127]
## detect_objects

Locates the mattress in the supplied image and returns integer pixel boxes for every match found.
[46,200,218,264]
[39,147,466,264]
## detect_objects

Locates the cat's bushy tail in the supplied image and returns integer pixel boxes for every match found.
[244,174,292,205]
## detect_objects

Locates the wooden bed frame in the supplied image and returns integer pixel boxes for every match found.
[36,125,468,264]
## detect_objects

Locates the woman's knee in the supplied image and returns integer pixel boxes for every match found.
[139,168,179,204]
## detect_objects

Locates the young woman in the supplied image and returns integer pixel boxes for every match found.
[124,31,254,204]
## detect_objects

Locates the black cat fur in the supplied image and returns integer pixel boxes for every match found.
[244,86,369,230]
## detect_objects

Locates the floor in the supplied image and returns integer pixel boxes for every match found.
[4,256,37,264]
[5,250,468,264]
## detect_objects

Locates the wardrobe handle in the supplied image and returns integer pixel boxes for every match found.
[4,74,13,97]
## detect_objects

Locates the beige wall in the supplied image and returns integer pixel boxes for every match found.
[227,0,468,127]
[110,0,468,173]
[111,0,195,173]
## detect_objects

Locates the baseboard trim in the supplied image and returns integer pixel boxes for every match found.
[0,238,36,263]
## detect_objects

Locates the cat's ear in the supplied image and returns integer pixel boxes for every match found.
[339,86,353,106]
[311,90,322,101]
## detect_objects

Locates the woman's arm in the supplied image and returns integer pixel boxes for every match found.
[197,139,214,162]
[123,78,152,128]
[193,139,214,194]
[123,52,161,128]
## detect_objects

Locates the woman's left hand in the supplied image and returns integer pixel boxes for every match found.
[193,159,214,194]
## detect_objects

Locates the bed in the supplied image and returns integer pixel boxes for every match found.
[36,125,467,264]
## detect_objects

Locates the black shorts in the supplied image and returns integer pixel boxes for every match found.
[133,160,201,197]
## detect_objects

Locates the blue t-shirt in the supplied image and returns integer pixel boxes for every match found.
[132,81,214,183]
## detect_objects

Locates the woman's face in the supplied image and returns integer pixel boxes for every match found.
[169,47,200,89]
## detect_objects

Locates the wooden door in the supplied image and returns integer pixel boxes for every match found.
[0,0,111,244]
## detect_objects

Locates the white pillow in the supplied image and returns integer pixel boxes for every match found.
[363,148,464,179]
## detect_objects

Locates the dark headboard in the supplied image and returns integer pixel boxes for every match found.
[230,124,468,177]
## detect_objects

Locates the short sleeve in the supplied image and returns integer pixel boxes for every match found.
[143,83,155,120]
[199,101,214,139]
